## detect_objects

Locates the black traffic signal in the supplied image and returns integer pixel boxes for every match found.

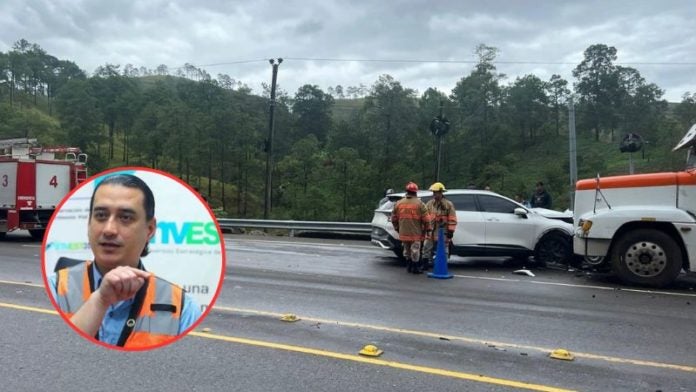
[430,116,450,137]
[619,133,643,153]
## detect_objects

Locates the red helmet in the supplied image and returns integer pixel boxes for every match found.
[405,182,419,193]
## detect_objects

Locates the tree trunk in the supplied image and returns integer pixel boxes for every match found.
[123,128,129,164]
[33,78,37,105]
[47,84,52,115]
[236,156,243,216]
[108,122,115,159]
[342,162,348,221]
[207,144,212,199]
[220,140,226,211]
[10,74,14,107]
[242,149,249,217]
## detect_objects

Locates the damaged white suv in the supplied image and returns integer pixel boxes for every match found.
[370,189,574,264]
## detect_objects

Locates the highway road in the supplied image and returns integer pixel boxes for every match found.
[1,230,695,391]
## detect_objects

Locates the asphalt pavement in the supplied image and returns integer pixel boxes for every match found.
[1,231,695,391]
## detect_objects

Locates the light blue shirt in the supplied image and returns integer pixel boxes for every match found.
[49,262,202,345]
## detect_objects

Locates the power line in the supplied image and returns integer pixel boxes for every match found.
[168,59,269,71]
[170,57,696,70]
[281,57,696,66]
[194,59,270,67]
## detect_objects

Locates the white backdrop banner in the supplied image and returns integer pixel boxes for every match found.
[43,168,225,311]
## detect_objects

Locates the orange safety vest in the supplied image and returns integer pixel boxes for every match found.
[55,261,183,348]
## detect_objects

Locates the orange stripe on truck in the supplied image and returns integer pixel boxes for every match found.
[576,171,696,190]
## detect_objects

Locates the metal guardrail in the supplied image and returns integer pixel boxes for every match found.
[216,218,372,235]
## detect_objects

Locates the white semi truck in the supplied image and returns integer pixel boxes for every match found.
[573,124,696,287]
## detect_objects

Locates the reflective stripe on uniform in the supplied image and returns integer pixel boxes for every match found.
[397,212,427,220]
[124,275,182,348]
[399,234,424,241]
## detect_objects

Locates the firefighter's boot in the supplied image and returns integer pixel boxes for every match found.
[412,261,422,274]
[421,258,431,271]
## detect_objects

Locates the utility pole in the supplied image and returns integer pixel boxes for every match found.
[436,100,444,181]
[568,96,577,210]
[430,100,449,181]
[264,58,282,220]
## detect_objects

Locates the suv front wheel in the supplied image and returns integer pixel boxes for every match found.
[534,231,572,265]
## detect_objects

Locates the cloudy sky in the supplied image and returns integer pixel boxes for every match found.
[1,0,695,101]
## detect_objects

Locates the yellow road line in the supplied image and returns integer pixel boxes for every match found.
[218,306,696,373]
[3,280,695,373]
[0,280,44,288]
[189,331,574,392]
[0,301,573,392]
[0,302,58,315]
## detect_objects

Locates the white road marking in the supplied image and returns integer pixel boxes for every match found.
[452,274,696,297]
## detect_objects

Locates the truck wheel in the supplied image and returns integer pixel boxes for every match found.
[611,229,683,288]
[29,229,45,241]
[534,231,572,265]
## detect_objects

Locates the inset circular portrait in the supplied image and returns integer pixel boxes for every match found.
[41,167,226,350]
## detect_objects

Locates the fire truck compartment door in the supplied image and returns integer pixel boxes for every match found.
[0,162,18,207]
[36,163,70,208]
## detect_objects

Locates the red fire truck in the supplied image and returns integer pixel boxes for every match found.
[0,138,88,240]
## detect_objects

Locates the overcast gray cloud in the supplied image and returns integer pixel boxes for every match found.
[1,0,694,101]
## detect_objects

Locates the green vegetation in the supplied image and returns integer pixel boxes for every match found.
[2,40,696,219]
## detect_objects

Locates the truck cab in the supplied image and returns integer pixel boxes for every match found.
[573,124,696,287]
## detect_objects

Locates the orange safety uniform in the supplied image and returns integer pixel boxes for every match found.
[55,261,183,348]
[423,197,457,261]
[425,197,457,237]
[392,194,429,264]
[391,195,429,241]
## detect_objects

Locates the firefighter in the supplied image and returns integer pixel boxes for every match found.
[48,174,202,348]
[391,182,430,274]
[423,182,457,269]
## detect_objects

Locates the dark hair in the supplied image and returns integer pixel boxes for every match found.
[536,181,544,187]
[89,174,155,257]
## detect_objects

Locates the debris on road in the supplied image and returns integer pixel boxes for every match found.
[280,313,300,322]
[513,269,535,277]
